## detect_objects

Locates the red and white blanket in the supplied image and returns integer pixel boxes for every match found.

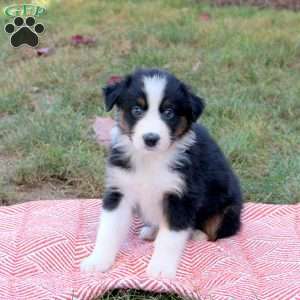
[0,199,299,300]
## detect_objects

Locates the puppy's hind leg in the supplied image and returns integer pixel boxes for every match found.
[80,190,132,272]
[201,204,241,242]
[191,229,207,241]
[216,204,242,240]
[139,224,158,241]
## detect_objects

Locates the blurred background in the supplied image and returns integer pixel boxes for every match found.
[0,1,299,299]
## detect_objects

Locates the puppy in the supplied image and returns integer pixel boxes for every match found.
[80,68,242,278]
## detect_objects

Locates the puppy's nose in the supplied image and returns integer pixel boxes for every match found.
[143,133,160,148]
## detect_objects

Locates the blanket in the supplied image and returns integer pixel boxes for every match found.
[0,199,299,300]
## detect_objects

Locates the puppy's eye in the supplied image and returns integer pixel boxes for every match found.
[163,108,175,120]
[131,106,144,118]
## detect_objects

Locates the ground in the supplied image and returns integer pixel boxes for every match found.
[0,0,299,299]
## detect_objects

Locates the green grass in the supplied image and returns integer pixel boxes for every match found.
[0,0,299,298]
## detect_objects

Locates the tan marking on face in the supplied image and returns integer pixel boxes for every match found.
[118,110,130,135]
[175,116,189,138]
[203,214,223,241]
[137,97,147,109]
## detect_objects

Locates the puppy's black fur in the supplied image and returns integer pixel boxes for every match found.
[103,68,242,241]
[165,124,242,240]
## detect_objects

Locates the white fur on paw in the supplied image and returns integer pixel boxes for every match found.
[140,225,158,241]
[191,230,207,241]
[80,253,113,273]
[146,258,177,279]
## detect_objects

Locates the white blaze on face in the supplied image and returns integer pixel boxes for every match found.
[132,75,171,152]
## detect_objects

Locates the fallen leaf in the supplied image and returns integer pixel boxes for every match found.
[31,86,40,93]
[107,75,123,85]
[36,47,55,56]
[192,60,202,72]
[199,13,211,22]
[93,117,114,147]
[71,35,96,46]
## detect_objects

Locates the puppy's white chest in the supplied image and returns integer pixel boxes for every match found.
[108,155,184,225]
[134,160,179,222]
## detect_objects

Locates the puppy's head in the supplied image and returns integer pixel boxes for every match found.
[103,69,205,153]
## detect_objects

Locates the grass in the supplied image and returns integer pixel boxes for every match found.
[0,0,299,298]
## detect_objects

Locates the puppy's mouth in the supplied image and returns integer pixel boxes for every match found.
[144,145,157,152]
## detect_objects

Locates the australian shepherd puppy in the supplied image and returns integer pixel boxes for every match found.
[81,68,243,278]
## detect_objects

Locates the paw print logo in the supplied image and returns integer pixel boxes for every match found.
[4,16,45,48]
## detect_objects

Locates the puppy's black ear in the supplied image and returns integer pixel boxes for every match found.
[102,76,131,112]
[190,93,205,122]
[180,83,205,122]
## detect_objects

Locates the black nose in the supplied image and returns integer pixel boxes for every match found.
[143,133,160,147]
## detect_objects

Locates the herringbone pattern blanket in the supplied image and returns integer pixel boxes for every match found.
[0,199,299,300]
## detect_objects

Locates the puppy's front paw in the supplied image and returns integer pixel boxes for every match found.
[80,253,114,273]
[146,257,177,279]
